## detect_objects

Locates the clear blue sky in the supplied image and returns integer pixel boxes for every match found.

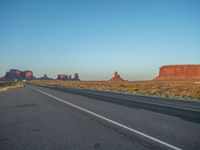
[0,0,200,80]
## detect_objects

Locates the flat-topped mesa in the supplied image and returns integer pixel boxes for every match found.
[57,74,69,80]
[154,64,200,80]
[109,72,125,81]
[57,73,80,81]
[23,70,33,79]
[5,69,21,79]
[3,69,35,80]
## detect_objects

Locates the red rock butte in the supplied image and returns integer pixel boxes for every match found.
[24,71,33,78]
[109,72,125,81]
[154,64,200,80]
[2,69,35,80]
[57,73,80,81]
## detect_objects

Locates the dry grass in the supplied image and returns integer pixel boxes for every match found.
[29,80,200,101]
[0,81,25,92]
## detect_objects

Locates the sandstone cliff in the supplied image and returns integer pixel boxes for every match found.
[154,65,200,80]
[23,70,33,79]
[38,74,53,80]
[109,72,125,81]
[57,73,80,81]
[3,69,35,80]
[57,74,69,80]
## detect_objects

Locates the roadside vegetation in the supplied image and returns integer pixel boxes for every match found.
[0,81,25,92]
[29,80,200,101]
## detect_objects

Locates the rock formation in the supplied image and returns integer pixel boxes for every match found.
[109,72,125,81]
[1,69,81,81]
[73,73,80,81]
[57,73,80,81]
[57,74,69,80]
[23,70,33,79]
[154,65,200,80]
[69,75,72,80]
[2,69,35,80]
[38,74,52,80]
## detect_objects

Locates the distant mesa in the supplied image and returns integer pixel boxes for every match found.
[1,69,35,81]
[4,65,200,82]
[57,74,69,80]
[109,72,126,81]
[154,64,200,80]
[57,73,80,81]
[38,74,53,80]
[0,69,81,81]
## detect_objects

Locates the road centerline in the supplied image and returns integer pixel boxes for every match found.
[28,86,182,150]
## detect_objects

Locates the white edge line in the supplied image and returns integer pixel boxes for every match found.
[28,86,182,150]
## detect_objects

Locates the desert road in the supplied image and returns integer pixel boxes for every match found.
[0,85,200,150]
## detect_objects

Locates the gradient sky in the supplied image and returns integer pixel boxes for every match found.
[0,0,200,80]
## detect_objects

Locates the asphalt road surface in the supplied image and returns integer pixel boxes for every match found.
[0,85,200,150]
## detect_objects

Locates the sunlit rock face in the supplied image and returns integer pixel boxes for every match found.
[154,65,200,80]
[57,74,69,80]
[23,70,33,79]
[109,72,125,81]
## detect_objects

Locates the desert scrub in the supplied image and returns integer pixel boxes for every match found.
[0,81,25,92]
[29,80,200,101]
